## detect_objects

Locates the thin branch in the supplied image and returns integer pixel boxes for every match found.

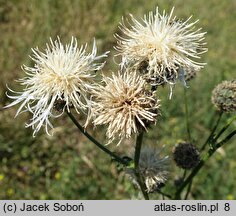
[134,132,149,200]
[184,88,192,142]
[214,115,236,141]
[215,130,236,149]
[184,180,192,200]
[66,111,128,166]
[157,190,172,199]
[200,111,223,151]
[182,169,187,180]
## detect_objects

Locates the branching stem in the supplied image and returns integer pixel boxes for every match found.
[66,111,128,165]
[175,130,236,199]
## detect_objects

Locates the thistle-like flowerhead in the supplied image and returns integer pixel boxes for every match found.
[211,80,236,113]
[115,7,207,87]
[5,37,108,136]
[92,71,160,144]
[126,147,169,193]
[173,142,200,169]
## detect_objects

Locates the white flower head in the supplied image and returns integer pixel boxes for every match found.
[115,7,207,87]
[5,37,109,136]
[126,146,169,193]
[92,71,160,144]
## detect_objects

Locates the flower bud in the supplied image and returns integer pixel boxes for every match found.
[173,142,200,169]
[211,80,236,113]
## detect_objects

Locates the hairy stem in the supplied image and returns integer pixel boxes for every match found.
[66,111,128,165]
[134,132,149,200]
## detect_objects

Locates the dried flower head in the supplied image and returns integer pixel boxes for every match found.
[126,147,169,193]
[173,142,200,169]
[116,7,207,87]
[211,80,236,113]
[5,37,108,136]
[92,71,160,144]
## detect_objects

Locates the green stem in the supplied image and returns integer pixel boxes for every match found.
[184,88,192,142]
[134,132,149,200]
[184,180,192,200]
[66,111,128,166]
[200,111,223,151]
[214,115,236,141]
[134,132,144,168]
[182,169,187,180]
[157,190,172,199]
[175,170,187,199]
[175,130,236,199]
[215,130,236,149]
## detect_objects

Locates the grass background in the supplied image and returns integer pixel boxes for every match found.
[0,0,235,199]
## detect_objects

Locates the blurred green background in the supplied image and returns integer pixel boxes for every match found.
[0,0,235,199]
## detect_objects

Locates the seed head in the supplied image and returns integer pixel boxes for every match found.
[211,80,236,113]
[126,147,169,193]
[173,142,200,169]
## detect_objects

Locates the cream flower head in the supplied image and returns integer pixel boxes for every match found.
[5,37,109,136]
[92,71,160,144]
[126,146,169,193]
[115,7,207,88]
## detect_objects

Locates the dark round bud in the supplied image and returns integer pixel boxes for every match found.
[173,142,200,169]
